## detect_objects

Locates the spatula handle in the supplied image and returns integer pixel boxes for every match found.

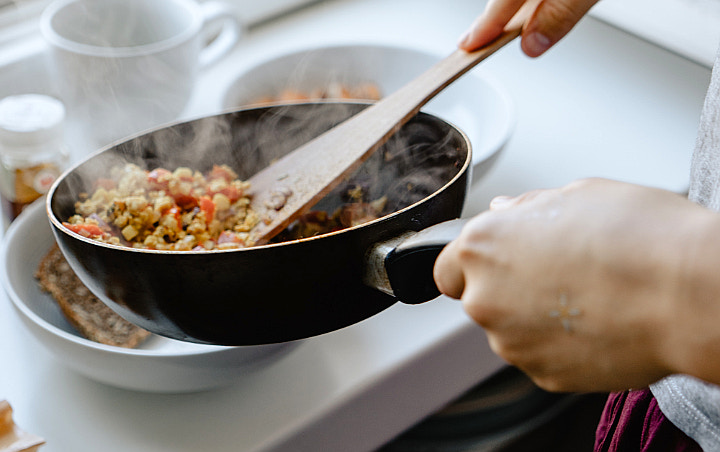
[368,27,522,131]
[248,24,525,245]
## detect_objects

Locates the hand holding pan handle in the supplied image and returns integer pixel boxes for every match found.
[364,218,468,304]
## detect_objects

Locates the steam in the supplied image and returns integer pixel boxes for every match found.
[48,0,199,146]
[53,84,466,242]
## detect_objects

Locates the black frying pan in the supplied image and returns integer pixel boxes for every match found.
[47,102,471,345]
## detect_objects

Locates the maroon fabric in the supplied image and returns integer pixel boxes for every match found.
[594,389,703,451]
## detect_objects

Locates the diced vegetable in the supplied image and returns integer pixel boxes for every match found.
[199,196,215,223]
[65,163,257,250]
[62,222,107,238]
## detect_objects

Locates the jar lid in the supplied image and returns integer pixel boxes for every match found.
[0,94,66,147]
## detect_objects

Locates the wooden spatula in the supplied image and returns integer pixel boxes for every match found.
[247,12,529,246]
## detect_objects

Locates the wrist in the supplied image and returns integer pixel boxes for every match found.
[659,207,720,385]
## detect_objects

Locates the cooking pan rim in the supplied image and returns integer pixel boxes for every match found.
[46,103,472,255]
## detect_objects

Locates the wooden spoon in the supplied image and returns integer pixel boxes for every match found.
[247,12,529,246]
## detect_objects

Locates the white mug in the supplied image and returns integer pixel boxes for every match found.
[40,0,242,146]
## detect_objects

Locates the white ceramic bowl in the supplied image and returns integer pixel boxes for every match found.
[223,43,516,183]
[0,201,299,392]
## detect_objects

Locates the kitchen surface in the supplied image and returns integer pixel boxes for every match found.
[0,0,713,451]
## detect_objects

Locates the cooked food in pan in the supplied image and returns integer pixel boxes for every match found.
[47,103,470,344]
[276,190,387,242]
[63,163,259,251]
[62,161,391,250]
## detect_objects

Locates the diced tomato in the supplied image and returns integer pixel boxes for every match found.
[63,222,107,238]
[199,196,215,223]
[172,192,198,210]
[217,230,244,245]
[207,165,235,183]
[207,183,241,203]
[163,205,183,230]
[217,185,241,203]
[147,168,172,190]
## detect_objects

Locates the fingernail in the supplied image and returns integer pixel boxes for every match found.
[457,28,473,48]
[490,195,514,209]
[524,32,552,57]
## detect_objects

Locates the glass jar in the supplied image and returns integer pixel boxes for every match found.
[0,94,69,229]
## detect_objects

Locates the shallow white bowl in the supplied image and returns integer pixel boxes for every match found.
[0,201,299,393]
[223,43,516,183]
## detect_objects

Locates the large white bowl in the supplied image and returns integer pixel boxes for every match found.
[0,201,299,392]
[222,43,516,183]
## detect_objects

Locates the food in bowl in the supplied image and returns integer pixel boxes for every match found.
[252,81,382,105]
[223,44,516,185]
[63,163,259,250]
[35,243,149,348]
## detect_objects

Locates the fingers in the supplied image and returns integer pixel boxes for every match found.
[522,0,600,56]
[458,0,527,51]
[489,187,560,210]
[435,190,543,299]
[489,195,515,209]
[459,0,601,57]
[433,238,466,299]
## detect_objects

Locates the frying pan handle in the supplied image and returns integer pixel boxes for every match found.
[364,218,468,304]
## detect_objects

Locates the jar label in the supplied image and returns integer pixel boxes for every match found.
[14,163,59,203]
[0,162,61,223]
[32,168,58,194]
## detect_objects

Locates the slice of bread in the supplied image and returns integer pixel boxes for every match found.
[35,244,150,348]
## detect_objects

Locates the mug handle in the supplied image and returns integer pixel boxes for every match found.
[199,1,243,68]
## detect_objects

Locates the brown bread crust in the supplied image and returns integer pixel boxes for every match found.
[35,244,150,348]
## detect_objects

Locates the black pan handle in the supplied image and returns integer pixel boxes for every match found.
[363,218,468,304]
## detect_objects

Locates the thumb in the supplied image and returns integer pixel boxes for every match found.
[458,0,600,57]
[521,0,600,57]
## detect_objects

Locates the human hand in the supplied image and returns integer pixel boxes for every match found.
[434,178,720,392]
[458,0,602,57]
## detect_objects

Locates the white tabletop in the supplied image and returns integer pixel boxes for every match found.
[590,0,720,68]
[0,0,711,451]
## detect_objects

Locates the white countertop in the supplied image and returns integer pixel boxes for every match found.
[0,0,711,451]
[590,0,720,68]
